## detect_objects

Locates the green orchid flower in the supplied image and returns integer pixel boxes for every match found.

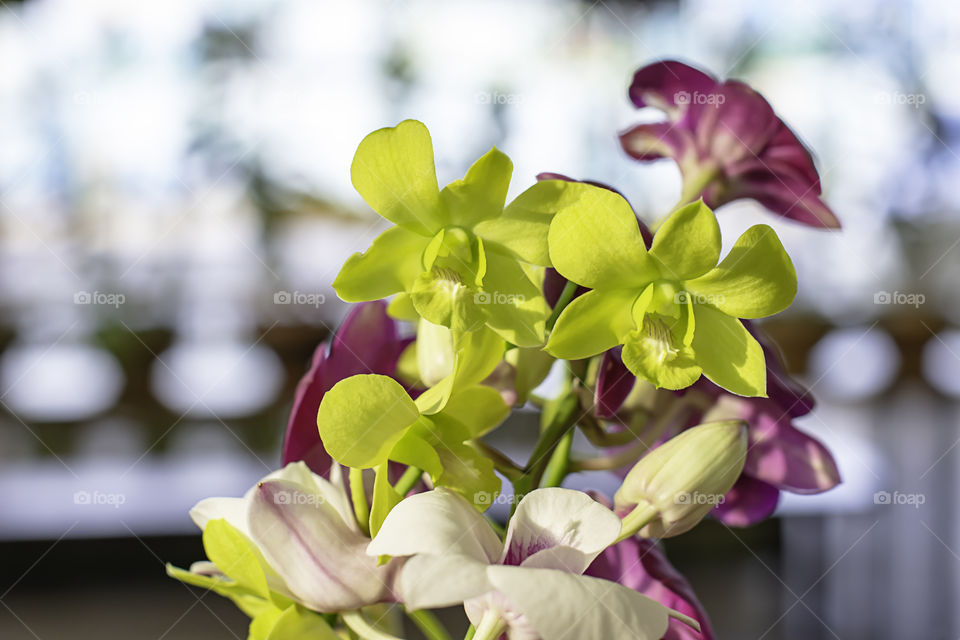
[317,373,509,514]
[334,119,587,347]
[546,190,797,397]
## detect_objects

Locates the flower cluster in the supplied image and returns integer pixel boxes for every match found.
[169,60,841,640]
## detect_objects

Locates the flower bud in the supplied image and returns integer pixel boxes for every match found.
[615,420,747,538]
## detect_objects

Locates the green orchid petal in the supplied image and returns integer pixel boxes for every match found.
[333,226,429,302]
[166,563,273,619]
[369,463,404,538]
[413,324,504,415]
[690,304,767,397]
[622,314,702,391]
[649,200,721,280]
[442,385,509,438]
[685,224,797,319]
[203,518,270,599]
[250,607,286,640]
[420,415,500,506]
[479,250,551,347]
[421,229,446,271]
[317,374,419,468]
[417,318,455,387]
[474,180,587,266]
[350,119,444,235]
[548,184,658,289]
[410,267,486,335]
[441,147,513,227]
[390,428,444,478]
[387,292,419,321]
[265,605,338,640]
[546,288,637,360]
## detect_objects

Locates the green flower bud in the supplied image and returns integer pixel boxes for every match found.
[615,420,747,539]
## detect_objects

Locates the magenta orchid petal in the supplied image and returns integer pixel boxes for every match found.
[745,412,842,494]
[620,59,840,228]
[711,474,780,527]
[628,60,718,117]
[595,347,634,419]
[586,537,715,640]
[282,300,408,474]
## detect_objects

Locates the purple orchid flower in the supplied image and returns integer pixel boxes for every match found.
[699,326,841,525]
[281,300,411,475]
[586,533,714,640]
[620,60,840,229]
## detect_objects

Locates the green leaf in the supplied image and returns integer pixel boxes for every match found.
[690,304,767,397]
[649,200,721,280]
[350,119,445,235]
[475,180,588,266]
[440,147,513,227]
[546,289,637,360]
[333,227,429,302]
[369,463,404,538]
[548,185,658,289]
[442,385,509,438]
[202,519,270,599]
[317,374,420,468]
[479,250,551,347]
[684,224,797,319]
[266,606,339,640]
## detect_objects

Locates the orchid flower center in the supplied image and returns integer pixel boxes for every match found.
[641,315,679,363]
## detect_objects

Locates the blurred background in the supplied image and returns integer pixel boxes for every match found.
[0,0,957,637]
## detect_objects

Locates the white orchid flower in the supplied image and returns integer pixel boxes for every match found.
[367,487,699,640]
[188,461,399,613]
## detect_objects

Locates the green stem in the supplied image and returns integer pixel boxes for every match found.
[473,441,524,481]
[541,429,573,488]
[463,624,476,640]
[342,611,405,640]
[578,413,647,447]
[512,390,581,511]
[350,467,370,536]
[614,501,659,543]
[406,608,452,640]
[546,280,579,331]
[394,466,423,496]
[470,610,507,640]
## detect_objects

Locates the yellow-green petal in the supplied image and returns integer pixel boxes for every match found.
[546,288,637,360]
[351,119,445,235]
[441,147,513,227]
[333,226,429,302]
[317,374,420,468]
[691,304,767,397]
[548,185,658,289]
[649,200,721,280]
[685,224,797,319]
[479,251,551,348]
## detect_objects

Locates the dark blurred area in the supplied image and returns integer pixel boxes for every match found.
[2,0,960,638]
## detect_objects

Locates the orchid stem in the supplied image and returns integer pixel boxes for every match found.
[394,466,423,496]
[541,428,573,488]
[349,467,370,536]
[342,611,405,640]
[471,610,507,640]
[546,280,578,331]
[473,441,524,481]
[406,608,452,640]
[614,501,659,543]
